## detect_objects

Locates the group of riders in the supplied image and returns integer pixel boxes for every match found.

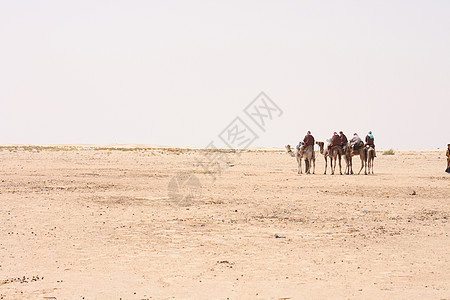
[301,130,376,157]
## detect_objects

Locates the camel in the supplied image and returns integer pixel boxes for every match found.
[343,144,368,175]
[341,145,351,175]
[316,141,343,175]
[285,143,315,174]
[366,146,375,174]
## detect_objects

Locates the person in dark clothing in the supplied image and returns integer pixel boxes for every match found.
[302,131,315,149]
[330,132,341,147]
[365,131,375,148]
[365,131,376,157]
[327,132,341,155]
[339,131,348,147]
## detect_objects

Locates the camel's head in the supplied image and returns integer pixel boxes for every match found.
[316,141,325,153]
[285,145,297,157]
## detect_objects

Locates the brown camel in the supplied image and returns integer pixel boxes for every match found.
[316,141,342,175]
[366,146,375,174]
[344,144,368,175]
[285,143,315,174]
[341,145,353,175]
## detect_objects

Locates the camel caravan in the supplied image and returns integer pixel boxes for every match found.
[286,131,376,175]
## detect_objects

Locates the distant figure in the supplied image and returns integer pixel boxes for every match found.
[446,144,450,173]
[350,133,363,153]
[339,131,348,147]
[365,131,375,149]
[285,144,316,175]
[327,132,341,156]
[365,131,376,157]
[330,132,341,147]
[302,131,315,151]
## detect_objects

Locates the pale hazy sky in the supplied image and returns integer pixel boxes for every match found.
[1,1,449,149]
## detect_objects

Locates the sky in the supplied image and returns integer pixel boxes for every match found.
[1,0,449,149]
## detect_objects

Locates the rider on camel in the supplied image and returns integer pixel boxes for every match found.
[350,133,363,154]
[328,132,341,156]
[301,131,315,151]
[339,131,348,148]
[365,131,376,157]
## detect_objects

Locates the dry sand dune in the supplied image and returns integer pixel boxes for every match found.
[0,145,449,299]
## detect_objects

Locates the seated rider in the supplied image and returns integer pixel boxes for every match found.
[328,132,341,155]
[365,131,375,149]
[350,133,363,153]
[302,131,315,151]
[365,131,376,157]
[339,131,348,149]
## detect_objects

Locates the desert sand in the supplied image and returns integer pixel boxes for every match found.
[0,145,449,299]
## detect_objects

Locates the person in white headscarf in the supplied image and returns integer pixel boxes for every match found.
[350,133,363,153]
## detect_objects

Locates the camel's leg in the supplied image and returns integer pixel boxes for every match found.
[372,158,374,174]
[342,152,347,174]
[372,154,375,174]
[358,158,364,175]
[312,158,316,174]
[305,158,310,174]
[364,150,368,175]
[338,155,342,175]
[350,157,354,174]
[331,157,335,175]
[342,157,346,174]
[330,154,333,175]
[334,157,337,175]
[307,156,312,174]
[308,154,312,174]
[344,155,350,175]
[304,158,307,174]
[297,157,302,174]
[346,150,351,175]
[323,156,327,174]
[346,155,351,175]
[347,155,352,174]
[347,156,351,175]
[364,156,368,175]
[370,157,374,174]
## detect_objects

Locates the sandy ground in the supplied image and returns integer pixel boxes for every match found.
[0,145,449,299]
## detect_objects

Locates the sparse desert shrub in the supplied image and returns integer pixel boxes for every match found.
[383,149,395,155]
